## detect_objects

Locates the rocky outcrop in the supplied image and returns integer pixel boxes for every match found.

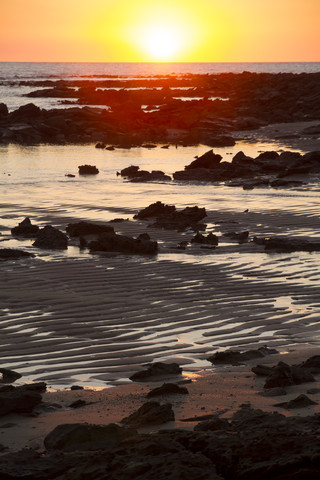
[130,362,182,381]
[208,347,278,365]
[121,401,175,427]
[0,383,46,416]
[66,221,114,237]
[89,231,158,255]
[251,361,316,388]
[274,394,317,410]
[0,249,34,259]
[134,201,176,220]
[191,232,219,245]
[78,164,99,174]
[33,225,68,250]
[11,217,39,237]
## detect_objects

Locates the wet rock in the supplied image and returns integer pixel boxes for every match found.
[208,346,278,365]
[185,150,222,170]
[149,206,207,231]
[263,361,315,389]
[44,423,136,451]
[0,384,44,416]
[120,166,171,182]
[191,232,219,245]
[89,231,158,255]
[130,362,182,381]
[78,164,99,174]
[95,142,106,148]
[256,236,320,252]
[121,401,175,427]
[274,394,318,410]
[10,103,41,120]
[0,368,22,384]
[0,249,34,260]
[222,230,249,243]
[11,217,39,237]
[66,221,114,237]
[33,225,68,250]
[251,364,274,376]
[146,383,189,398]
[134,201,176,219]
[120,165,140,177]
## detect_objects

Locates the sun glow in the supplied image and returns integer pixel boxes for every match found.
[143,25,182,61]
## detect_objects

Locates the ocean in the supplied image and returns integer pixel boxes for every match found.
[0,62,320,388]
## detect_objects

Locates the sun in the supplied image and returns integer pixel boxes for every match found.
[143,25,182,61]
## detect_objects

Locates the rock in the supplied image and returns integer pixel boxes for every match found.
[10,103,41,120]
[0,249,34,260]
[301,125,320,135]
[142,143,157,148]
[222,230,249,243]
[33,225,68,250]
[0,384,44,416]
[260,387,287,397]
[262,237,320,252]
[185,150,222,170]
[69,400,86,409]
[120,166,171,182]
[208,346,278,365]
[44,423,136,451]
[89,231,158,255]
[121,401,175,427]
[194,417,230,431]
[11,217,39,237]
[251,364,274,376]
[130,362,182,381]
[191,232,219,245]
[65,173,75,178]
[134,201,176,219]
[0,368,22,383]
[146,383,189,398]
[274,394,318,410]
[95,142,106,148]
[0,103,8,117]
[105,145,115,151]
[297,355,320,373]
[263,361,315,389]
[78,164,99,174]
[70,385,84,391]
[149,206,207,231]
[256,151,279,160]
[120,165,140,177]
[66,221,114,237]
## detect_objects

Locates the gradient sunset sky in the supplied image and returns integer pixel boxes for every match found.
[1,0,319,62]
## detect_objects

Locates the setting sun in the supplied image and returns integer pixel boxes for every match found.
[143,25,182,61]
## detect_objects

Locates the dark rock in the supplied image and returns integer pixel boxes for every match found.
[10,103,41,120]
[0,249,34,260]
[44,423,136,451]
[208,346,278,365]
[120,165,140,177]
[130,362,182,381]
[95,142,106,149]
[297,355,320,373]
[0,103,8,117]
[191,232,219,245]
[307,388,320,395]
[11,217,39,237]
[264,361,315,389]
[263,237,320,252]
[0,368,22,383]
[89,231,158,255]
[78,164,99,174]
[185,150,222,170]
[274,394,318,410]
[256,151,279,160]
[260,387,287,397]
[66,221,114,237]
[121,401,175,427]
[120,166,171,182]
[134,201,176,219]
[194,417,230,432]
[0,384,43,416]
[146,383,189,398]
[232,151,254,165]
[149,206,207,231]
[105,145,115,151]
[65,173,76,177]
[33,225,68,250]
[70,385,84,391]
[251,364,274,376]
[69,400,86,409]
[142,143,157,148]
[222,230,249,243]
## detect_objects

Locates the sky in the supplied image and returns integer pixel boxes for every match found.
[0,0,319,62]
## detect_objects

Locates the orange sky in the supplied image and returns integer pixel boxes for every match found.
[0,0,319,62]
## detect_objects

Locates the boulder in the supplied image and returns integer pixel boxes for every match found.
[89,231,158,255]
[130,362,182,381]
[191,232,219,245]
[66,221,114,237]
[0,384,44,416]
[120,165,140,177]
[149,206,207,231]
[274,394,318,410]
[11,217,39,237]
[33,225,68,250]
[297,355,320,374]
[121,401,175,427]
[134,201,176,220]
[0,249,34,260]
[263,361,315,389]
[78,164,99,174]
[44,423,136,451]
[146,383,189,398]
[0,368,22,383]
[10,103,41,120]
[208,346,278,365]
[185,150,222,170]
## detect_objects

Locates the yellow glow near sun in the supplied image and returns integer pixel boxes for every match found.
[143,25,183,60]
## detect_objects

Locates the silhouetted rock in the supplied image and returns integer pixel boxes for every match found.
[191,232,219,245]
[253,236,320,252]
[147,383,189,398]
[0,249,34,260]
[121,401,175,427]
[78,164,99,174]
[185,150,222,170]
[66,221,114,237]
[297,355,320,374]
[149,206,207,231]
[95,142,106,148]
[44,423,136,451]
[194,417,230,432]
[274,394,318,410]
[33,225,68,250]
[208,347,278,365]
[0,384,44,416]
[89,231,158,255]
[134,201,176,219]
[11,217,39,237]
[222,230,249,243]
[0,103,8,117]
[130,362,182,381]
[263,361,315,389]
[0,368,22,384]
